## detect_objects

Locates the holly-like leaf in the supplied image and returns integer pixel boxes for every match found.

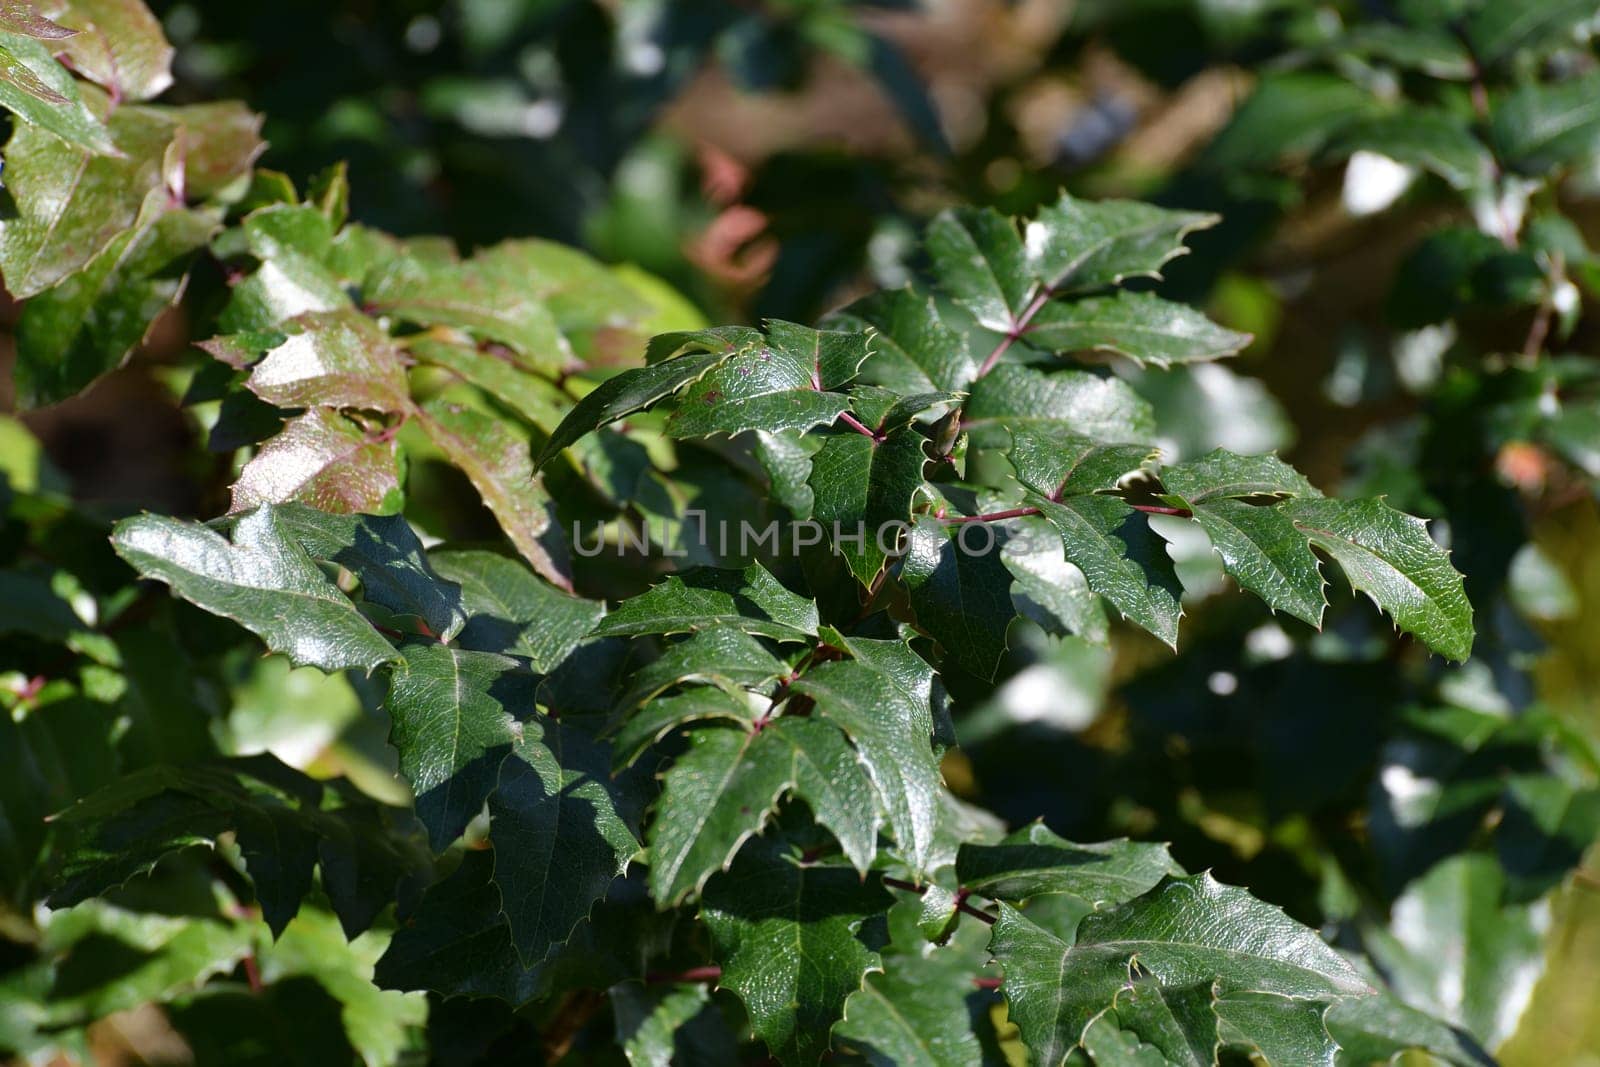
[1283,497,1473,660]
[537,350,739,468]
[1331,111,1493,191]
[808,425,928,583]
[926,205,1034,333]
[700,838,893,1067]
[1185,500,1327,627]
[111,508,396,673]
[48,758,428,937]
[0,29,116,154]
[416,397,569,589]
[430,548,604,670]
[965,365,1157,448]
[956,824,1183,908]
[231,408,404,515]
[1007,426,1154,498]
[411,337,570,433]
[991,875,1371,1065]
[383,644,528,852]
[490,718,644,965]
[593,563,819,643]
[836,898,992,1066]
[900,515,1018,680]
[828,287,977,393]
[1160,450,1318,502]
[1025,292,1250,368]
[1025,192,1218,294]
[270,504,467,642]
[1026,493,1184,648]
[617,626,787,708]
[612,982,716,1067]
[53,0,174,103]
[664,321,863,439]
[1213,991,1338,1067]
[1324,991,1494,1067]
[614,688,761,768]
[793,644,943,875]
[240,310,411,412]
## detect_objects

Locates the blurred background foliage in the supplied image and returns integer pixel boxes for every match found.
[6,0,1600,1062]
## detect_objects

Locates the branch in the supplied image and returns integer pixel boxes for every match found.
[881,876,997,926]
[976,287,1055,379]
[942,502,1190,524]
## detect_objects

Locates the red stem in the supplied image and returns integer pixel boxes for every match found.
[945,503,1194,523]
[882,876,998,926]
[837,410,881,441]
[975,287,1055,379]
[972,976,1003,990]
[647,965,722,985]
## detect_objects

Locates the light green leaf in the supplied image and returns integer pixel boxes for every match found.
[111,508,396,673]
[0,29,115,154]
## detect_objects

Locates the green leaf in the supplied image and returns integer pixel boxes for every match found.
[808,425,928,583]
[14,193,216,407]
[231,408,404,515]
[700,838,893,1067]
[1324,991,1493,1067]
[270,504,467,642]
[490,718,643,965]
[760,716,881,875]
[1491,72,1600,175]
[410,337,570,433]
[926,205,1034,332]
[1024,292,1250,368]
[54,0,175,102]
[612,982,716,1067]
[991,875,1371,1065]
[1362,853,1547,1049]
[613,687,760,769]
[383,644,527,852]
[0,3,75,39]
[956,824,1183,908]
[0,30,116,154]
[1331,111,1492,191]
[111,508,396,673]
[48,759,428,937]
[1205,72,1380,170]
[965,365,1157,448]
[536,350,735,468]
[1006,426,1154,498]
[665,321,863,439]
[1003,516,1110,642]
[1283,497,1473,660]
[240,310,411,412]
[1465,0,1600,65]
[430,548,604,670]
[416,397,570,589]
[836,898,991,1066]
[1159,450,1318,503]
[794,651,943,875]
[168,100,265,199]
[1024,192,1218,294]
[900,515,1018,679]
[828,287,977,393]
[1213,991,1338,1067]
[617,626,787,708]
[1027,493,1183,648]
[1186,499,1327,627]
[0,101,173,299]
[593,563,819,643]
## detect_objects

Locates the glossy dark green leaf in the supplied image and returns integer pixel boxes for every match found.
[1205,72,1379,169]
[1025,292,1250,368]
[1324,991,1494,1067]
[618,626,787,708]
[900,515,1018,680]
[1491,72,1600,175]
[926,205,1033,332]
[1186,499,1326,627]
[965,365,1157,448]
[614,687,761,769]
[593,563,819,642]
[700,838,893,1067]
[828,287,977,393]
[490,718,644,964]
[536,351,733,468]
[808,426,928,584]
[1024,192,1218,294]
[430,548,604,670]
[1159,450,1318,503]
[1331,111,1492,191]
[383,644,528,852]
[665,321,863,439]
[270,504,466,641]
[1006,425,1154,498]
[1283,497,1473,661]
[956,823,1183,907]
[111,508,396,673]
